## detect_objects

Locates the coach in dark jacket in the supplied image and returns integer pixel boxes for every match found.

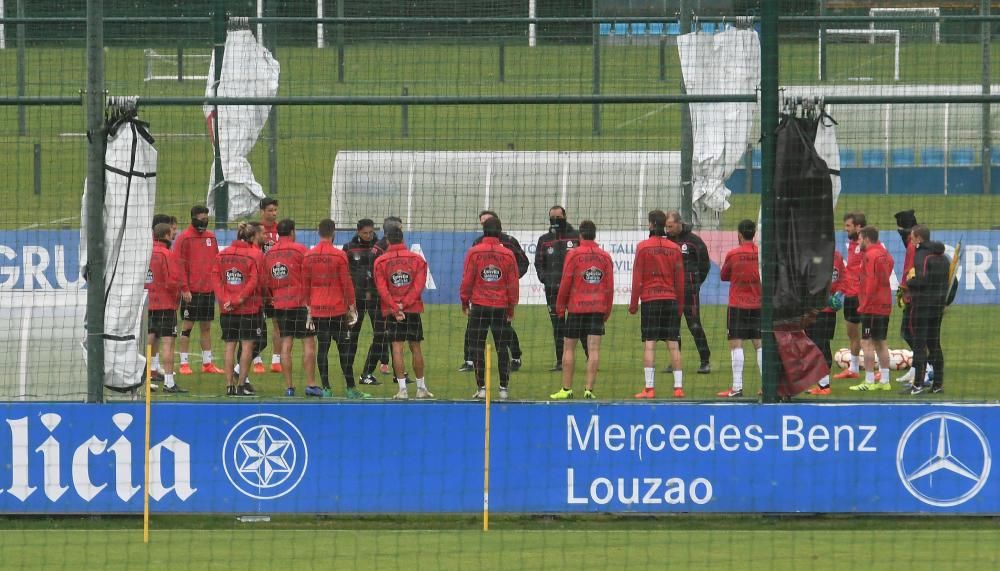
[343,218,391,384]
[535,205,585,370]
[666,211,712,373]
[904,224,949,394]
[459,211,529,371]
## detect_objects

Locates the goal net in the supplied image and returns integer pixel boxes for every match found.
[870,7,940,44]
[819,29,901,82]
[144,48,212,82]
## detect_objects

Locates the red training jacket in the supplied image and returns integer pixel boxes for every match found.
[556,239,614,319]
[720,241,761,309]
[261,221,279,255]
[303,240,356,318]
[841,237,863,297]
[373,243,427,317]
[173,224,219,294]
[859,241,894,316]
[264,237,308,309]
[213,240,263,315]
[822,249,846,314]
[629,235,685,313]
[146,240,182,311]
[460,236,519,316]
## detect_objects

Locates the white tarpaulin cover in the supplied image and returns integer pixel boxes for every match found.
[204,29,280,220]
[80,118,157,390]
[678,28,760,224]
[813,113,842,207]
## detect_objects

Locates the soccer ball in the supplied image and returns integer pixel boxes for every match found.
[834,348,912,370]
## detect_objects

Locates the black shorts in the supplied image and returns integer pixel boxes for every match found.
[727,307,761,340]
[263,303,275,320]
[273,307,315,339]
[385,313,424,342]
[860,314,890,341]
[314,315,352,345]
[807,311,837,341]
[843,296,861,324]
[148,309,178,338]
[220,312,265,342]
[640,300,681,342]
[180,292,215,322]
[564,312,605,339]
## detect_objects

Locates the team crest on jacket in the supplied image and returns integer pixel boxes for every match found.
[583,267,604,284]
[226,268,245,285]
[391,270,412,287]
[145,268,154,284]
[681,244,689,254]
[271,263,289,280]
[480,265,501,282]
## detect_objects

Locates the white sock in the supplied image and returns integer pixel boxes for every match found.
[731,348,745,391]
[397,377,407,391]
[644,367,655,389]
[272,354,281,364]
[152,355,160,371]
[164,373,175,388]
[865,370,875,383]
[416,377,427,390]
[253,356,263,365]
[234,363,240,375]
[849,354,859,373]
[673,370,683,389]
[818,374,830,388]
[756,347,762,375]
[465,360,473,366]
[202,350,213,364]
[180,353,189,365]
[924,364,934,384]
[879,367,890,384]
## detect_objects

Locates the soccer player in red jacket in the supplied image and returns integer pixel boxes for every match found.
[460,217,520,400]
[550,220,613,400]
[850,226,894,392]
[173,205,225,375]
[805,249,846,396]
[629,210,686,399]
[833,211,868,380]
[146,223,187,393]
[304,219,369,400]
[265,219,318,397]
[258,197,282,373]
[718,220,761,398]
[213,221,265,396]
[373,224,433,400]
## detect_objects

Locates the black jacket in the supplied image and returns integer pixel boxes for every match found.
[906,240,950,310]
[535,224,581,288]
[473,232,530,278]
[669,223,711,288]
[343,234,380,300]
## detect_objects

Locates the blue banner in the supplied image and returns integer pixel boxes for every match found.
[1,229,998,304]
[0,403,995,514]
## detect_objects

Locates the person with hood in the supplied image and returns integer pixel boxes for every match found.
[146,223,186,393]
[535,205,585,371]
[665,210,712,373]
[903,224,949,395]
[174,204,225,376]
[344,218,390,386]
[893,209,934,386]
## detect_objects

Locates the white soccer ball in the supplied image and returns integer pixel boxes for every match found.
[833,348,911,370]
[834,348,852,370]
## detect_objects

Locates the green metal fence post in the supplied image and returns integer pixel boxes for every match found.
[983,0,992,194]
[265,0,278,195]
[211,0,229,229]
[16,0,26,136]
[760,0,779,403]
[679,2,693,223]
[336,0,345,83]
[85,0,106,404]
[591,0,601,136]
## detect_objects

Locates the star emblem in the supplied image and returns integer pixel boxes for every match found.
[905,418,978,483]
[236,426,295,487]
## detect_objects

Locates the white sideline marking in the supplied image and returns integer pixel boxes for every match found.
[18,217,79,231]
[614,103,675,130]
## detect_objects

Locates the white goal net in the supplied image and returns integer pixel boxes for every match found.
[819,29,901,82]
[870,7,940,44]
[144,48,211,82]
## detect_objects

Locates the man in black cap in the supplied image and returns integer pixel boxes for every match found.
[343,218,391,386]
[535,205,586,371]
[665,210,712,374]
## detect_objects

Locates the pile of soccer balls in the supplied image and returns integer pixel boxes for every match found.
[834,348,913,371]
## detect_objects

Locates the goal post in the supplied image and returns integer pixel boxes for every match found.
[143,48,211,82]
[870,7,940,44]
[818,29,900,82]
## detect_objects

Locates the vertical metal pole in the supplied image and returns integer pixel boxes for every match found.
[16,0,26,136]
[679,1,693,222]
[744,145,752,194]
[591,0,601,136]
[658,37,666,82]
[760,0,779,403]
[33,142,41,195]
[401,85,409,138]
[85,0,106,404]
[265,0,278,195]
[0,0,6,50]
[212,0,229,229]
[177,44,184,82]
[336,0,345,83]
[498,41,505,83]
[982,0,992,194]
[818,0,827,82]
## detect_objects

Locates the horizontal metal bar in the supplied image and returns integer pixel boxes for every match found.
[0,97,82,106]
[0,17,211,24]
[824,95,1000,105]
[136,94,758,106]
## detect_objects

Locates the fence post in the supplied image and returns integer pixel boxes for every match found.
[679,2,692,222]
[401,85,409,138]
[659,37,666,82]
[177,44,184,81]
[759,0,780,403]
[85,0,107,404]
[336,0,345,83]
[211,0,229,228]
[591,0,601,136]
[33,142,41,195]
[16,0,26,136]
[498,41,505,83]
[266,0,279,195]
[982,0,992,194]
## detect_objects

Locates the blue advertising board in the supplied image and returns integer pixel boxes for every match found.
[1,229,998,305]
[0,403,994,514]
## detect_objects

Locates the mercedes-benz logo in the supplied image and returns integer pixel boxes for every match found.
[223,413,309,500]
[896,412,991,508]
